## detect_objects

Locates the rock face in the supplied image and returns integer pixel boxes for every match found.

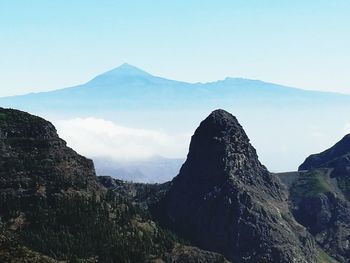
[0,108,103,207]
[157,109,318,263]
[294,190,350,262]
[0,108,108,260]
[293,135,350,262]
[0,107,231,262]
[299,134,350,172]
[299,134,350,202]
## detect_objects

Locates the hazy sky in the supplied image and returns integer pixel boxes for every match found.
[1,0,350,96]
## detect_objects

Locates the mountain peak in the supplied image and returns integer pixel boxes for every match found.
[179,109,265,186]
[201,109,241,133]
[87,63,152,84]
[158,109,318,262]
[104,63,151,77]
[208,108,234,119]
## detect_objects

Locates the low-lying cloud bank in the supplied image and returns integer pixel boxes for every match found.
[53,117,350,176]
[54,117,190,161]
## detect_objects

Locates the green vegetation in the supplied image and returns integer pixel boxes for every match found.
[0,107,181,262]
[290,170,333,201]
[316,249,337,263]
[0,227,57,263]
[1,190,178,262]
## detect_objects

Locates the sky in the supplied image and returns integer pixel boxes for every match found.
[1,0,350,96]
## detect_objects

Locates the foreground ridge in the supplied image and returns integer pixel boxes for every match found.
[0,107,338,262]
[0,107,230,262]
[280,134,350,262]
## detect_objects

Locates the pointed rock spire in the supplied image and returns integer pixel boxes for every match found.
[156,109,318,263]
[180,109,263,186]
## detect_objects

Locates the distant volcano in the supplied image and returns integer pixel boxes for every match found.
[1,63,350,175]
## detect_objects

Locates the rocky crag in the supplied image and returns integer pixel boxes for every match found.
[155,109,320,263]
[279,134,350,262]
[1,107,341,263]
[0,107,229,263]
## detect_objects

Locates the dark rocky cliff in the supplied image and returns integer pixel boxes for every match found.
[299,133,350,202]
[2,107,342,263]
[0,107,231,262]
[289,134,350,262]
[0,108,102,203]
[156,109,319,263]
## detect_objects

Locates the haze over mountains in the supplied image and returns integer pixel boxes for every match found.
[1,63,350,182]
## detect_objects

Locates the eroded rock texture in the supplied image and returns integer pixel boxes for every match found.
[157,109,318,263]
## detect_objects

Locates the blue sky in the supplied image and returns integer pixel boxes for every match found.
[1,0,350,96]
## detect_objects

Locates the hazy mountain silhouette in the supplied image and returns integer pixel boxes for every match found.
[1,63,349,114]
[1,63,350,175]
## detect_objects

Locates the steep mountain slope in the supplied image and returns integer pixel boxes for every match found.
[0,108,102,199]
[0,228,60,263]
[299,134,350,172]
[288,171,350,262]
[279,135,350,262]
[299,134,350,201]
[0,107,232,262]
[155,109,320,263]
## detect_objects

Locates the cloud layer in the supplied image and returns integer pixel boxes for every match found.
[54,117,190,160]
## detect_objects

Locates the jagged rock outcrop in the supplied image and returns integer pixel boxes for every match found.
[0,107,231,262]
[0,107,103,203]
[299,134,350,202]
[156,109,319,263]
[289,168,350,262]
[294,190,350,262]
[291,135,350,262]
[0,108,110,261]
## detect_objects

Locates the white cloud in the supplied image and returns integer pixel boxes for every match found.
[54,117,190,160]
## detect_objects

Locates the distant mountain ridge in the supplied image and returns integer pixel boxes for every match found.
[1,63,348,108]
[1,63,350,176]
[2,63,349,97]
